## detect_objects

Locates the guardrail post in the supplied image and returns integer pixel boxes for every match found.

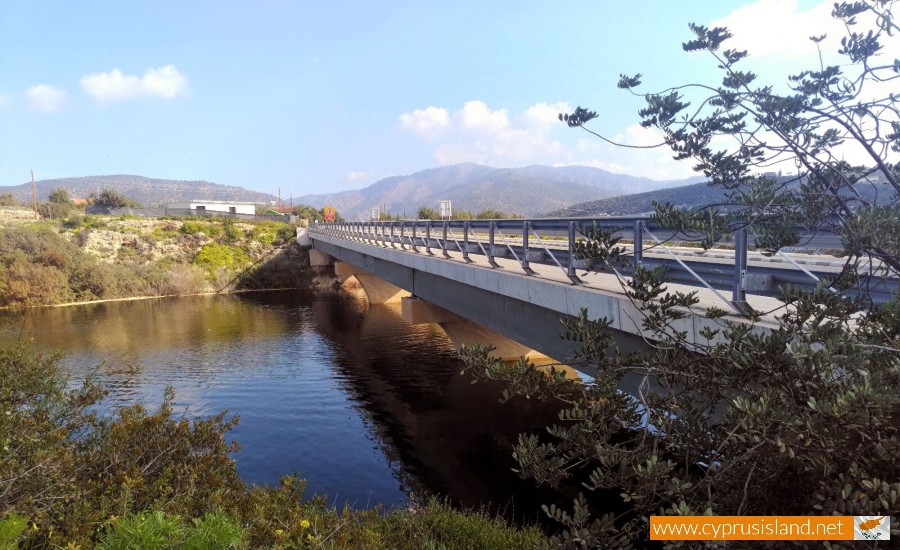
[521,221,535,275]
[633,220,643,270]
[567,220,583,284]
[411,221,418,253]
[733,226,748,310]
[487,222,498,267]
[425,221,434,255]
[462,221,472,263]
[442,221,450,257]
[400,222,407,250]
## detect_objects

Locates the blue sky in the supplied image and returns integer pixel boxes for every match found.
[0,0,881,197]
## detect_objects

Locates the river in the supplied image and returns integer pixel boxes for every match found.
[0,288,564,520]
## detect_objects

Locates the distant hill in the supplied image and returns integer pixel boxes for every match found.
[297,163,697,219]
[547,180,719,217]
[0,175,278,207]
[547,176,895,217]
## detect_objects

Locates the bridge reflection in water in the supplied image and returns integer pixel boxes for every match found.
[307,287,575,517]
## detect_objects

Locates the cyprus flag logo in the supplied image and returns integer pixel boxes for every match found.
[854,516,890,541]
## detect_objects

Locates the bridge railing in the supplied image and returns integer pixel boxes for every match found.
[310,217,770,312]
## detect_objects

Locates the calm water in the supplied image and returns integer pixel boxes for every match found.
[0,289,562,516]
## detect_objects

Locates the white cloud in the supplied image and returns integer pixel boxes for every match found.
[345,171,375,183]
[711,0,898,63]
[80,65,188,102]
[711,0,839,58]
[521,102,570,128]
[400,100,706,180]
[26,84,67,112]
[401,101,572,167]
[398,106,449,138]
[454,100,509,133]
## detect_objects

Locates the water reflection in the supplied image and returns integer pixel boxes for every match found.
[0,290,565,518]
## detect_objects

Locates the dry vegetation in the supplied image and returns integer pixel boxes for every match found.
[0,207,318,308]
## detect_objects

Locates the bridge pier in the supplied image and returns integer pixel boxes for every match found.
[334,261,410,304]
[309,248,331,267]
[402,296,556,364]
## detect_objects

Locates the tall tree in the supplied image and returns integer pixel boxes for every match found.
[464,2,900,547]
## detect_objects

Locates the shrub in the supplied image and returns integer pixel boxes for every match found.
[220,219,243,244]
[92,189,139,208]
[251,225,276,245]
[161,264,209,295]
[180,221,221,239]
[0,513,27,549]
[1,340,548,549]
[95,511,187,550]
[192,242,251,276]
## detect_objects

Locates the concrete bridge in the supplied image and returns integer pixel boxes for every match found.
[304,218,895,374]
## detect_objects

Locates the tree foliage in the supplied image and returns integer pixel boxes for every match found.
[417,206,441,220]
[47,187,71,205]
[468,2,900,547]
[91,189,140,208]
[292,203,325,222]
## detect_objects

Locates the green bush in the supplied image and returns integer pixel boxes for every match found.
[92,189,139,208]
[180,221,221,238]
[94,511,242,550]
[95,511,186,550]
[193,242,251,276]
[251,225,276,245]
[150,227,179,240]
[1,341,549,548]
[220,220,243,244]
[0,513,27,549]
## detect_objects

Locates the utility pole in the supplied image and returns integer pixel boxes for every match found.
[31,170,39,220]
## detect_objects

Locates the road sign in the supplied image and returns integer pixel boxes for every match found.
[323,207,336,222]
[439,200,452,219]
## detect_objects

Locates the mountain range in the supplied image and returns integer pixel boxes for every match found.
[2,165,710,218]
[296,163,702,219]
[0,175,278,207]
[551,176,896,217]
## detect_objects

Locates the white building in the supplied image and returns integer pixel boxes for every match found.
[167,200,257,215]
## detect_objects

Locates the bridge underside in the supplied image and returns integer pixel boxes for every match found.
[312,241,644,372]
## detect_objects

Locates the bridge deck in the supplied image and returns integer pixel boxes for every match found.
[311,231,789,349]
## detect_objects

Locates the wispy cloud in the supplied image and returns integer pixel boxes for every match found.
[80,65,188,102]
[26,84,67,112]
[345,171,375,183]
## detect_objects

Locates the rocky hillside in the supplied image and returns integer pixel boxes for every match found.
[0,175,278,207]
[0,207,322,308]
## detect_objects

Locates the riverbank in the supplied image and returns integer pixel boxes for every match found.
[0,207,331,309]
[0,336,550,549]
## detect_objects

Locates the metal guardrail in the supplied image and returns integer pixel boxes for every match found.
[309,218,897,311]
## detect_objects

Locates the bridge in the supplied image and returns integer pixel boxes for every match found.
[303,218,895,374]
